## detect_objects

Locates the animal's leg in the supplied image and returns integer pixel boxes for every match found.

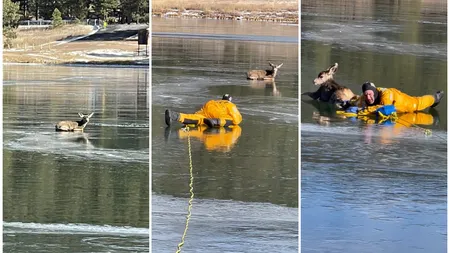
[302,90,321,100]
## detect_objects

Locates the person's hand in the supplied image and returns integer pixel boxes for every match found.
[357,107,369,116]
[375,105,396,117]
[204,118,220,128]
[339,100,351,109]
[345,106,359,113]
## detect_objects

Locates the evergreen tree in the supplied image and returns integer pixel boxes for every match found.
[3,0,21,48]
[51,7,63,27]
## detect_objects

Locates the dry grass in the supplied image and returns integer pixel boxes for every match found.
[3,40,148,65]
[9,25,93,49]
[4,25,148,65]
[152,0,298,13]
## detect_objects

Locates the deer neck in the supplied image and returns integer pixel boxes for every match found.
[265,69,279,79]
[324,79,341,90]
[77,118,88,128]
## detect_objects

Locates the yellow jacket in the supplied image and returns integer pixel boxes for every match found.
[196,100,242,125]
[357,87,435,113]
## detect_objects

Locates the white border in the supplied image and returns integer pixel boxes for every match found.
[0,1,4,251]
[149,0,152,252]
[447,1,449,253]
[298,0,301,252]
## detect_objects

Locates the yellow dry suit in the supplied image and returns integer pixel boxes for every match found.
[179,99,242,126]
[356,87,435,115]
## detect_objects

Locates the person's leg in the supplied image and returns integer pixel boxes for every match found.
[165,110,206,126]
[179,113,206,125]
[430,91,444,108]
[203,118,234,128]
[416,92,442,110]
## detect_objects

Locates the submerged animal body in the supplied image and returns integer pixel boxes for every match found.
[306,79,356,104]
[247,62,283,80]
[55,112,94,132]
[302,63,357,105]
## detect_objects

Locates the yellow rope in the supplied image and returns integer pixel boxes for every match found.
[176,126,195,253]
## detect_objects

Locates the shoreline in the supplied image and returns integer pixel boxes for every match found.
[152,9,298,24]
[4,24,149,66]
[3,61,149,68]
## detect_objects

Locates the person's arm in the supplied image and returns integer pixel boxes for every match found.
[228,103,242,125]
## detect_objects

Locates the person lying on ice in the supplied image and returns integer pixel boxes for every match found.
[165,94,243,128]
[342,82,444,116]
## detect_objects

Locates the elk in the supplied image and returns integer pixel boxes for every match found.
[247,62,284,81]
[55,112,94,132]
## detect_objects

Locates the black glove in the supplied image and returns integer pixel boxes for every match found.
[204,118,220,128]
[339,100,351,110]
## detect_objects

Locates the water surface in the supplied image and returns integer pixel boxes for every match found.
[152,17,299,252]
[3,64,149,252]
[301,1,447,252]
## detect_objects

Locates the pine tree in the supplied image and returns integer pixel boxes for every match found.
[52,7,63,27]
[3,0,21,48]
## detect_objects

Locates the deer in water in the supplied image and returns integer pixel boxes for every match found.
[247,62,284,81]
[55,112,94,132]
[301,63,358,107]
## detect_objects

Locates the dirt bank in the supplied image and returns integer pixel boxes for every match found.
[152,0,298,24]
[3,24,149,66]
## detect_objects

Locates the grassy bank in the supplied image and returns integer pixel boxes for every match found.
[153,0,298,12]
[3,25,147,65]
[152,0,298,23]
[7,25,93,50]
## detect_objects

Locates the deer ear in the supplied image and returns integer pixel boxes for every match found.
[277,63,283,68]
[328,63,338,74]
[268,62,275,67]
[78,112,84,117]
[88,112,94,118]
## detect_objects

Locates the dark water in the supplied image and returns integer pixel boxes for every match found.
[3,64,149,252]
[301,1,447,252]
[152,18,299,252]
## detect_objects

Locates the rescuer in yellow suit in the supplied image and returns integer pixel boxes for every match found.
[165,94,243,128]
[352,82,443,115]
[177,125,242,152]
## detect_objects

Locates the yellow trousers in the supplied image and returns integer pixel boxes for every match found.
[179,113,234,127]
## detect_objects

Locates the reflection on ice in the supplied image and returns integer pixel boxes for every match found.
[4,222,148,235]
[4,130,149,163]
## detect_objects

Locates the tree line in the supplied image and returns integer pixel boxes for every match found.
[3,0,149,47]
[8,0,149,23]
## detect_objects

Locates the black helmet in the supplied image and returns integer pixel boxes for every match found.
[222,94,232,101]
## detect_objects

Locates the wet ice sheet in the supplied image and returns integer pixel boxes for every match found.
[301,122,446,253]
[3,64,149,253]
[152,195,298,253]
[301,21,446,59]
[4,222,149,253]
[4,128,149,164]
